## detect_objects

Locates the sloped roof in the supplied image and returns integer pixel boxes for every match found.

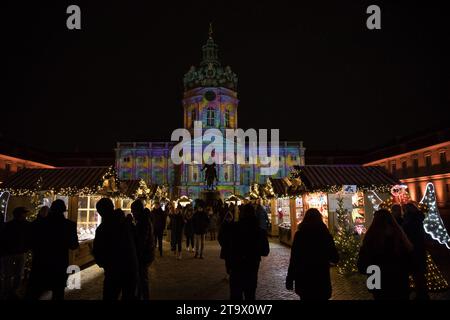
[0,167,113,194]
[293,165,399,190]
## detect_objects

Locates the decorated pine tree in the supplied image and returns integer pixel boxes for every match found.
[421,183,450,249]
[334,196,361,275]
[410,252,449,292]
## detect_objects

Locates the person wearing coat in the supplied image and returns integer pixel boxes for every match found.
[192,200,209,259]
[218,210,234,277]
[286,208,339,300]
[357,209,413,300]
[151,202,167,257]
[131,201,155,300]
[26,200,79,300]
[224,204,270,300]
[93,199,139,300]
[170,206,185,260]
[183,205,195,252]
[402,203,429,300]
[0,207,31,300]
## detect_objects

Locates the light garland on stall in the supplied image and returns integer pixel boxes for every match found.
[0,191,10,222]
[1,166,121,198]
[420,182,450,250]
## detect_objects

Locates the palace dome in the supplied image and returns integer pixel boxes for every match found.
[183,27,238,92]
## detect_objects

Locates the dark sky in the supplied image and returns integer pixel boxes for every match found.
[3,1,449,153]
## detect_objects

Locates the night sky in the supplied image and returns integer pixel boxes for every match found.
[3,1,449,153]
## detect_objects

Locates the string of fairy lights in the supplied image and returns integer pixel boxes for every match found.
[421,183,450,250]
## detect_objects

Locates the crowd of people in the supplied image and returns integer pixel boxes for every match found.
[0,195,432,301]
[285,202,431,300]
[0,200,78,300]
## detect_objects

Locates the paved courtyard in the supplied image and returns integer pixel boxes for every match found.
[63,239,450,300]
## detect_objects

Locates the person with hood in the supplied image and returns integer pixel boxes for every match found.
[131,200,155,300]
[93,198,139,300]
[357,209,413,300]
[151,202,167,257]
[286,208,339,300]
[402,202,429,300]
[225,204,270,300]
[0,207,31,299]
[26,200,79,300]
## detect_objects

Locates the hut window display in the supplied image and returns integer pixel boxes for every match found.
[304,192,329,227]
[77,195,101,241]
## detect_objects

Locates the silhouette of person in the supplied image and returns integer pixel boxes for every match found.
[192,200,209,259]
[131,200,155,300]
[26,200,79,300]
[402,203,429,300]
[0,207,31,300]
[286,208,339,300]
[170,205,185,259]
[358,209,413,300]
[151,202,166,257]
[224,204,270,300]
[93,198,138,300]
[183,204,195,252]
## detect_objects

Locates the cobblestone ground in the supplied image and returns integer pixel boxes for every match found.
[62,239,450,300]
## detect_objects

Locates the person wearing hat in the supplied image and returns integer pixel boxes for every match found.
[0,207,31,299]
[26,199,79,300]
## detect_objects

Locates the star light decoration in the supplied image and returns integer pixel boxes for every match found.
[421,182,450,250]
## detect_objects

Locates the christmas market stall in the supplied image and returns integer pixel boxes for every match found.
[264,165,399,245]
[0,167,156,267]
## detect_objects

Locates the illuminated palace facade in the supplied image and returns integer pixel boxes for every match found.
[116,32,305,199]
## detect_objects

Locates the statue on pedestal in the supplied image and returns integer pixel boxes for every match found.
[202,163,217,191]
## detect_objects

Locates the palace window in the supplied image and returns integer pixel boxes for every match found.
[191,109,197,128]
[225,109,231,128]
[123,157,131,163]
[190,165,199,182]
[5,163,11,172]
[425,154,432,171]
[440,151,447,169]
[224,164,233,182]
[415,185,422,201]
[401,160,408,175]
[207,107,215,127]
[391,161,397,174]
[413,158,419,174]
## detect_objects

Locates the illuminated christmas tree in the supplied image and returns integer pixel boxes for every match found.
[410,252,449,292]
[334,196,361,275]
[421,183,450,250]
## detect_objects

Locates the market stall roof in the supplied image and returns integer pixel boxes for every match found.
[292,165,399,191]
[0,166,117,195]
[268,178,289,197]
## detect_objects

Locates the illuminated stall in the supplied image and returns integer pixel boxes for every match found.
[266,165,398,245]
[0,167,155,267]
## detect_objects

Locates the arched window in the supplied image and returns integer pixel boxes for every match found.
[225,109,230,128]
[190,164,199,182]
[224,164,233,182]
[191,109,196,128]
[207,107,215,127]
